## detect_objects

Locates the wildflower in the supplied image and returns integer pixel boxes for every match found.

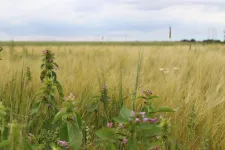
[49,59,53,63]
[143,118,150,123]
[159,68,165,71]
[139,112,146,118]
[42,50,47,54]
[148,90,152,95]
[135,118,140,123]
[131,111,135,117]
[107,122,113,128]
[123,138,128,144]
[118,123,123,128]
[142,90,146,94]
[153,146,160,150]
[149,118,158,124]
[58,140,68,148]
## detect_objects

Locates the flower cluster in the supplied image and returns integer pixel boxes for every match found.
[130,111,158,124]
[58,140,69,150]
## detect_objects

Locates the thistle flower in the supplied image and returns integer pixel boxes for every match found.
[107,122,113,128]
[148,90,152,95]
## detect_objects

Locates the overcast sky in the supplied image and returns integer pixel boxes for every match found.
[0,0,225,41]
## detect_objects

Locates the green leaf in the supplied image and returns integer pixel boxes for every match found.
[136,124,162,137]
[148,96,159,100]
[75,112,82,130]
[105,144,117,150]
[128,137,137,150]
[95,128,117,140]
[67,122,82,150]
[59,123,69,141]
[55,80,64,98]
[53,110,65,124]
[87,102,99,112]
[158,106,176,112]
[0,140,10,148]
[120,106,132,120]
[31,101,41,114]
[113,116,129,124]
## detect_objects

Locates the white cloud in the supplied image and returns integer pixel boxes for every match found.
[0,0,225,41]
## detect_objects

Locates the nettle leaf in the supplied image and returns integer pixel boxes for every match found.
[59,123,69,141]
[136,124,162,137]
[113,116,129,124]
[0,140,10,148]
[53,110,65,124]
[95,128,117,140]
[105,144,117,150]
[148,96,159,100]
[128,137,137,150]
[158,106,176,112]
[120,106,132,120]
[55,80,64,98]
[31,101,41,114]
[67,122,83,150]
[75,112,82,130]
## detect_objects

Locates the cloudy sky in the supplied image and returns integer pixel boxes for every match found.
[0,0,225,41]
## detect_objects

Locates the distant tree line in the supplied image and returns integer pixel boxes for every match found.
[181,39,224,43]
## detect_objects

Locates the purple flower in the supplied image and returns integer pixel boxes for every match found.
[123,138,128,144]
[107,122,113,128]
[153,146,160,150]
[118,123,123,128]
[42,50,47,54]
[135,118,140,123]
[131,111,135,117]
[58,140,68,147]
[139,112,146,117]
[142,90,146,94]
[49,59,53,63]
[149,118,158,124]
[148,90,152,95]
[143,117,150,123]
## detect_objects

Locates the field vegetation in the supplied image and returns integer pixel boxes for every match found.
[0,42,224,149]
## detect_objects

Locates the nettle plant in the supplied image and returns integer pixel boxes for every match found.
[31,50,64,118]
[95,90,176,150]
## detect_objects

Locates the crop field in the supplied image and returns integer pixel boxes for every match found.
[0,42,225,149]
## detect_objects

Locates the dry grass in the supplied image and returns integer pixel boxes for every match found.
[0,43,225,149]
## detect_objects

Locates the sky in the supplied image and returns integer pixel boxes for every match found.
[0,0,225,41]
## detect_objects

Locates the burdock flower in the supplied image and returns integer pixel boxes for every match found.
[107,122,113,128]
[149,118,158,124]
[123,138,128,144]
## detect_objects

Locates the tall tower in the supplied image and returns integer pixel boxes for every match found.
[169,26,172,39]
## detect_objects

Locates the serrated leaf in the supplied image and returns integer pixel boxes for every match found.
[105,144,117,150]
[120,106,132,120]
[31,101,41,114]
[75,112,82,130]
[158,106,176,112]
[113,116,129,124]
[128,137,137,150]
[67,122,82,150]
[95,128,117,140]
[53,110,65,124]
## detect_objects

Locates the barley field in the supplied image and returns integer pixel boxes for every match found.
[0,42,225,149]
